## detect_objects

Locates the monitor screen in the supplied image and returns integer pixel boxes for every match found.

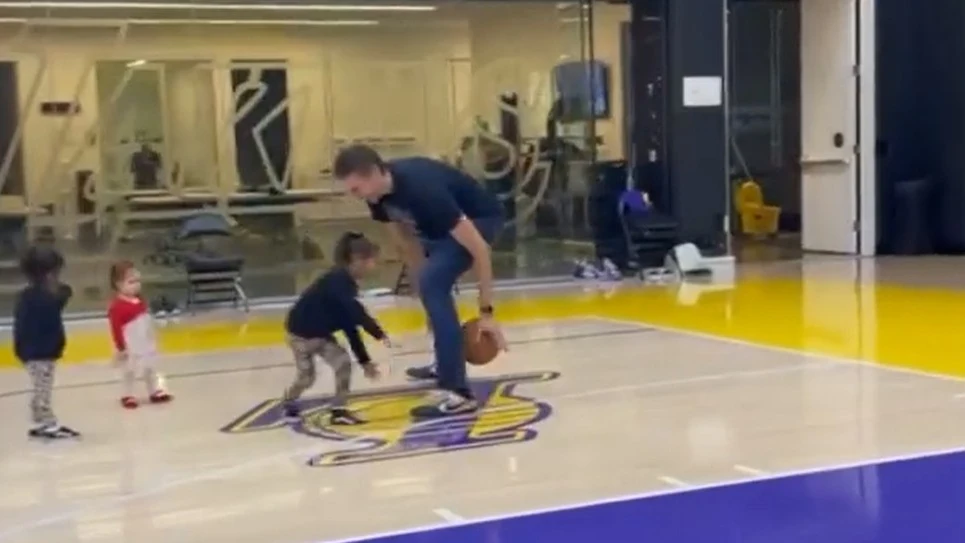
[553,60,611,122]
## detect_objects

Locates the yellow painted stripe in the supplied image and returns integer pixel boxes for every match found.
[1,278,962,382]
[0,293,596,366]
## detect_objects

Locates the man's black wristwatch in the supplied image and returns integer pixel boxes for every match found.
[479,305,494,317]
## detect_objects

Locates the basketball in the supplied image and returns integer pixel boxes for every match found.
[463,318,499,366]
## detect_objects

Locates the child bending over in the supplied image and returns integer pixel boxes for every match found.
[283,232,391,425]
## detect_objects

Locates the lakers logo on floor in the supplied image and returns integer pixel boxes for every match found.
[220,371,560,467]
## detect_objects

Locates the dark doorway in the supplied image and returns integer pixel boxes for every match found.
[0,61,24,197]
[728,0,801,234]
[229,62,291,192]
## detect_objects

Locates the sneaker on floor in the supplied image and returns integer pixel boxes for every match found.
[282,402,301,421]
[121,396,139,409]
[572,259,600,279]
[27,425,49,438]
[28,424,80,439]
[410,391,479,419]
[149,391,173,404]
[405,364,437,381]
[329,408,367,426]
[161,296,182,318]
[54,425,81,438]
[601,258,623,281]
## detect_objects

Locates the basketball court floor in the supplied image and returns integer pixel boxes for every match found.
[2,257,965,542]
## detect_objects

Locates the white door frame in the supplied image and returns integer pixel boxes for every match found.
[857,0,876,256]
[800,0,876,255]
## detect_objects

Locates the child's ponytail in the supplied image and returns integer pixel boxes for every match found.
[334,232,379,267]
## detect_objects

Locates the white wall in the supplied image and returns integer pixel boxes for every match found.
[0,23,468,206]
[0,3,629,216]
[5,26,107,208]
[164,60,217,188]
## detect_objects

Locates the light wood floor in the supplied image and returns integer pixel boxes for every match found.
[1,309,964,543]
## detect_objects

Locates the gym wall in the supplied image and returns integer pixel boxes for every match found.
[0,2,629,218]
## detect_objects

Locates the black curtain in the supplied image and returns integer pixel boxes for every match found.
[229,63,291,192]
[876,0,965,252]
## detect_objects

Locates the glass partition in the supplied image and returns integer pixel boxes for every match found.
[0,0,630,315]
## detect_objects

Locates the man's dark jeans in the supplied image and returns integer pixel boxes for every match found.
[417,216,502,395]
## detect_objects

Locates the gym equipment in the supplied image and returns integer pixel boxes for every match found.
[176,212,248,313]
[617,191,678,278]
[588,160,679,274]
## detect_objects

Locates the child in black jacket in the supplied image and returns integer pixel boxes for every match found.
[283,232,391,425]
[13,246,78,439]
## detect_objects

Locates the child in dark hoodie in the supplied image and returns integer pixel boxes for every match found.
[13,245,79,439]
[282,232,391,425]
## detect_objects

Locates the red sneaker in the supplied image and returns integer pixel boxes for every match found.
[121,396,138,409]
[149,391,172,404]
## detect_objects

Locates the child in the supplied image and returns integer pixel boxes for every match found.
[283,232,390,425]
[13,245,79,439]
[107,260,172,408]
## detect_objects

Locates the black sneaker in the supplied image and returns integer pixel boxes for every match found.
[56,425,81,438]
[28,424,81,439]
[282,402,301,421]
[410,391,478,419]
[161,296,181,317]
[330,408,366,426]
[405,364,437,381]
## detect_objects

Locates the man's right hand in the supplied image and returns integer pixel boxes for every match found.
[477,315,508,352]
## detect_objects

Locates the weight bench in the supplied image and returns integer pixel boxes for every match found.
[176,212,249,313]
[184,253,249,313]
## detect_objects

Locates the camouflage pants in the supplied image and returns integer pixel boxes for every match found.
[283,335,352,407]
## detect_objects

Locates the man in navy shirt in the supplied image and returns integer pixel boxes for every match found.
[334,144,506,418]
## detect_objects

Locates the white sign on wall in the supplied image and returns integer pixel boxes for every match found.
[682,76,723,108]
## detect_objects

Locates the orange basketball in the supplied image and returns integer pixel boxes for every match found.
[463,318,499,366]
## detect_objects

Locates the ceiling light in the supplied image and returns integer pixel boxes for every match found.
[0,2,436,11]
[0,17,380,26]
[125,59,146,66]
[159,18,380,26]
[555,2,589,10]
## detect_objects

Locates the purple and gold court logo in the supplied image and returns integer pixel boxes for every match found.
[221,371,559,467]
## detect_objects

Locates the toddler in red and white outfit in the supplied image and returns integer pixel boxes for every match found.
[107,261,172,408]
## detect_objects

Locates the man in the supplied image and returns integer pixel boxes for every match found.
[333,144,507,418]
[130,143,162,190]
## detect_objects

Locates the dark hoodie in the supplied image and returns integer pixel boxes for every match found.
[285,267,385,364]
[13,283,72,362]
